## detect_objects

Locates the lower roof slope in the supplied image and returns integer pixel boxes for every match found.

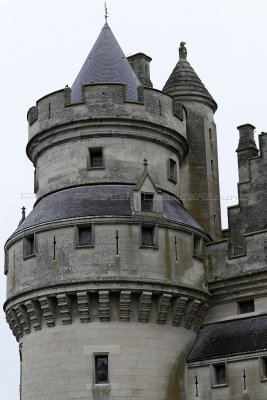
[187,315,267,363]
[13,185,205,235]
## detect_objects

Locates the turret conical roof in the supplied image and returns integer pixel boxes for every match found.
[163,42,217,112]
[71,23,141,102]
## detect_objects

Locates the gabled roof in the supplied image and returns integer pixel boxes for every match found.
[71,23,141,102]
[163,42,217,112]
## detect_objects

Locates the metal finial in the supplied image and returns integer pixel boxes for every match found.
[179,42,187,60]
[104,1,108,23]
[21,207,26,221]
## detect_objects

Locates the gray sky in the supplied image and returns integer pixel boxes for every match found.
[0,0,267,397]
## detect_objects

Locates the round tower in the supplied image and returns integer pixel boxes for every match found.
[163,42,222,240]
[4,24,210,400]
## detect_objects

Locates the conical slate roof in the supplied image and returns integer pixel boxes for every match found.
[163,42,217,111]
[71,23,141,102]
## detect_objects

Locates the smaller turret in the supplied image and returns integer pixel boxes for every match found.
[163,43,221,239]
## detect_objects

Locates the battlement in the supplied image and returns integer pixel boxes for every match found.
[222,131,267,249]
[206,228,267,281]
[27,84,187,142]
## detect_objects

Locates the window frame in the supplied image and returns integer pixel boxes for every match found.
[141,192,154,213]
[211,362,227,388]
[140,224,158,249]
[75,224,94,248]
[23,233,36,259]
[193,234,204,259]
[88,147,104,170]
[238,299,255,314]
[94,353,109,385]
[260,357,267,381]
[168,158,177,184]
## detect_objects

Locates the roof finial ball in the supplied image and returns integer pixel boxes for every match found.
[179,42,187,60]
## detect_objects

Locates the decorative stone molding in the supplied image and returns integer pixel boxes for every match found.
[57,294,72,325]
[157,294,172,324]
[25,300,42,331]
[120,291,131,322]
[6,310,22,341]
[139,292,152,323]
[5,289,209,340]
[172,296,189,326]
[193,303,210,332]
[13,304,31,335]
[39,296,55,327]
[77,291,90,323]
[99,291,109,322]
[184,300,202,329]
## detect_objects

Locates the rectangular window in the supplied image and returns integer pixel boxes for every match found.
[168,158,177,182]
[262,358,267,379]
[194,235,204,259]
[238,299,255,314]
[141,193,153,212]
[213,363,226,385]
[78,226,92,246]
[24,234,35,258]
[95,355,108,384]
[211,159,214,172]
[209,128,212,140]
[141,226,154,246]
[89,148,103,168]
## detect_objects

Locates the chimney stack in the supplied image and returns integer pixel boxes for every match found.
[127,53,153,88]
[236,124,259,182]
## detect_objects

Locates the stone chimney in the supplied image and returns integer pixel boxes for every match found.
[127,53,153,87]
[236,124,259,182]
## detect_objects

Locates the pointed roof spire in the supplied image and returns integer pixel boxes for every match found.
[71,24,141,103]
[163,42,217,112]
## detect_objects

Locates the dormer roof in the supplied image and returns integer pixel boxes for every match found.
[163,42,217,112]
[71,23,141,102]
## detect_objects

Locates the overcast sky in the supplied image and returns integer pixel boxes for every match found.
[0,0,267,398]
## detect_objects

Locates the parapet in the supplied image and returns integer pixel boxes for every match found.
[206,228,267,281]
[27,83,187,145]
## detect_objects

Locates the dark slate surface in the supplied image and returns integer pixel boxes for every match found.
[15,185,133,233]
[71,23,141,102]
[163,192,205,233]
[14,186,205,235]
[163,58,217,110]
[187,315,267,362]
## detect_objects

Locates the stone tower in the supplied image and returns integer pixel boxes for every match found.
[4,24,211,400]
[163,42,221,240]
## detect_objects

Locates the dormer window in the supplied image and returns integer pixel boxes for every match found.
[88,148,104,169]
[141,193,153,212]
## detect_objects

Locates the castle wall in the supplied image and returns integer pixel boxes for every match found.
[187,355,267,400]
[21,321,195,400]
[35,137,181,198]
[5,221,208,299]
